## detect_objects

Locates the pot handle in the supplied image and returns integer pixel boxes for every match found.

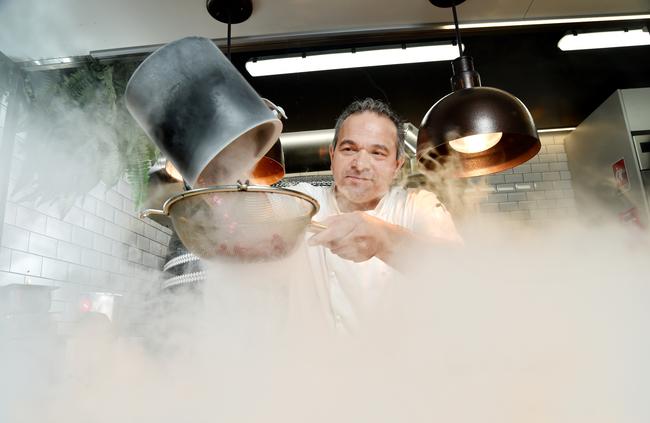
[140,209,166,219]
[262,98,287,120]
[307,220,327,233]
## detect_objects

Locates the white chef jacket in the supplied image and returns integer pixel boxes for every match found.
[291,182,460,332]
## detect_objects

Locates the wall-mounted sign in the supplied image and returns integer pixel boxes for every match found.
[612,158,630,192]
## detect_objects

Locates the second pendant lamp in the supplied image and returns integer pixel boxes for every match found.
[417,0,541,178]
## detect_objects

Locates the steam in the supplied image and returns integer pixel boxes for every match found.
[194,136,260,186]
[2,27,648,420]
[3,217,650,422]
[0,1,83,60]
[0,32,160,423]
[4,99,650,421]
[399,146,489,223]
[11,95,123,216]
[195,124,279,188]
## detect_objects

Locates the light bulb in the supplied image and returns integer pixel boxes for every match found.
[448,132,503,154]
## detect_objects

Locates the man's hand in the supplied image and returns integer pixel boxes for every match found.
[308,211,405,263]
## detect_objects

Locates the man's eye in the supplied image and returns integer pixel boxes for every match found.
[372,151,388,157]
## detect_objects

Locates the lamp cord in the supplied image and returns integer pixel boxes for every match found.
[227,12,232,60]
[451,4,464,57]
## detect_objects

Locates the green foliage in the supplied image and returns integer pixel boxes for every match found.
[0,61,11,97]
[13,59,158,214]
[0,53,20,103]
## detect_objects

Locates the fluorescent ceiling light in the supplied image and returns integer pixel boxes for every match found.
[537,127,576,133]
[279,129,334,147]
[279,125,420,157]
[558,28,650,51]
[246,43,461,76]
[440,14,650,30]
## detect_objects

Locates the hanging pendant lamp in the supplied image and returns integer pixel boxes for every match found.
[417,0,541,178]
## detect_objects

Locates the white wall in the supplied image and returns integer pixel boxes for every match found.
[0,110,170,332]
[462,131,576,222]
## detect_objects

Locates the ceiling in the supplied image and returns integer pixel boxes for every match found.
[1,0,649,139]
[1,0,649,61]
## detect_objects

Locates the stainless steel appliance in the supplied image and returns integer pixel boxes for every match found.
[565,88,650,228]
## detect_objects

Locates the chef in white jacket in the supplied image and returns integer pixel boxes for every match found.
[293,98,461,332]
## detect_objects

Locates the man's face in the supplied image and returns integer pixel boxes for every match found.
[330,111,404,211]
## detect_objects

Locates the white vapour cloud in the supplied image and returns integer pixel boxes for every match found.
[3,217,649,423]
[0,0,84,60]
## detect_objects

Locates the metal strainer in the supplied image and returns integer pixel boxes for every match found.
[141,182,324,262]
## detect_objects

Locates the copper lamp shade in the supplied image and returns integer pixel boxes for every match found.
[417,85,540,178]
[418,0,541,178]
[250,139,285,185]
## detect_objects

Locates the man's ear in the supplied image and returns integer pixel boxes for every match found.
[329,144,334,166]
[394,156,406,177]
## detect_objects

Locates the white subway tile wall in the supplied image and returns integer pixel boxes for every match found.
[462,132,577,223]
[0,247,10,271]
[0,133,172,328]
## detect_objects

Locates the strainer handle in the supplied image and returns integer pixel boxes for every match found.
[308,221,327,233]
[140,209,166,219]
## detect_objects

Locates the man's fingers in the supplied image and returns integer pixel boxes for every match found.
[306,213,376,263]
[307,218,354,246]
[307,230,330,246]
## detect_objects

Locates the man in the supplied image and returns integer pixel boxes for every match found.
[293,98,460,331]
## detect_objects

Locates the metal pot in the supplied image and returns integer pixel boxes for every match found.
[125,36,282,187]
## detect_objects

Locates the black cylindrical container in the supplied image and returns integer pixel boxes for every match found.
[125,36,282,187]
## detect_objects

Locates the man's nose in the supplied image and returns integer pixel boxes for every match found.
[351,149,371,170]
